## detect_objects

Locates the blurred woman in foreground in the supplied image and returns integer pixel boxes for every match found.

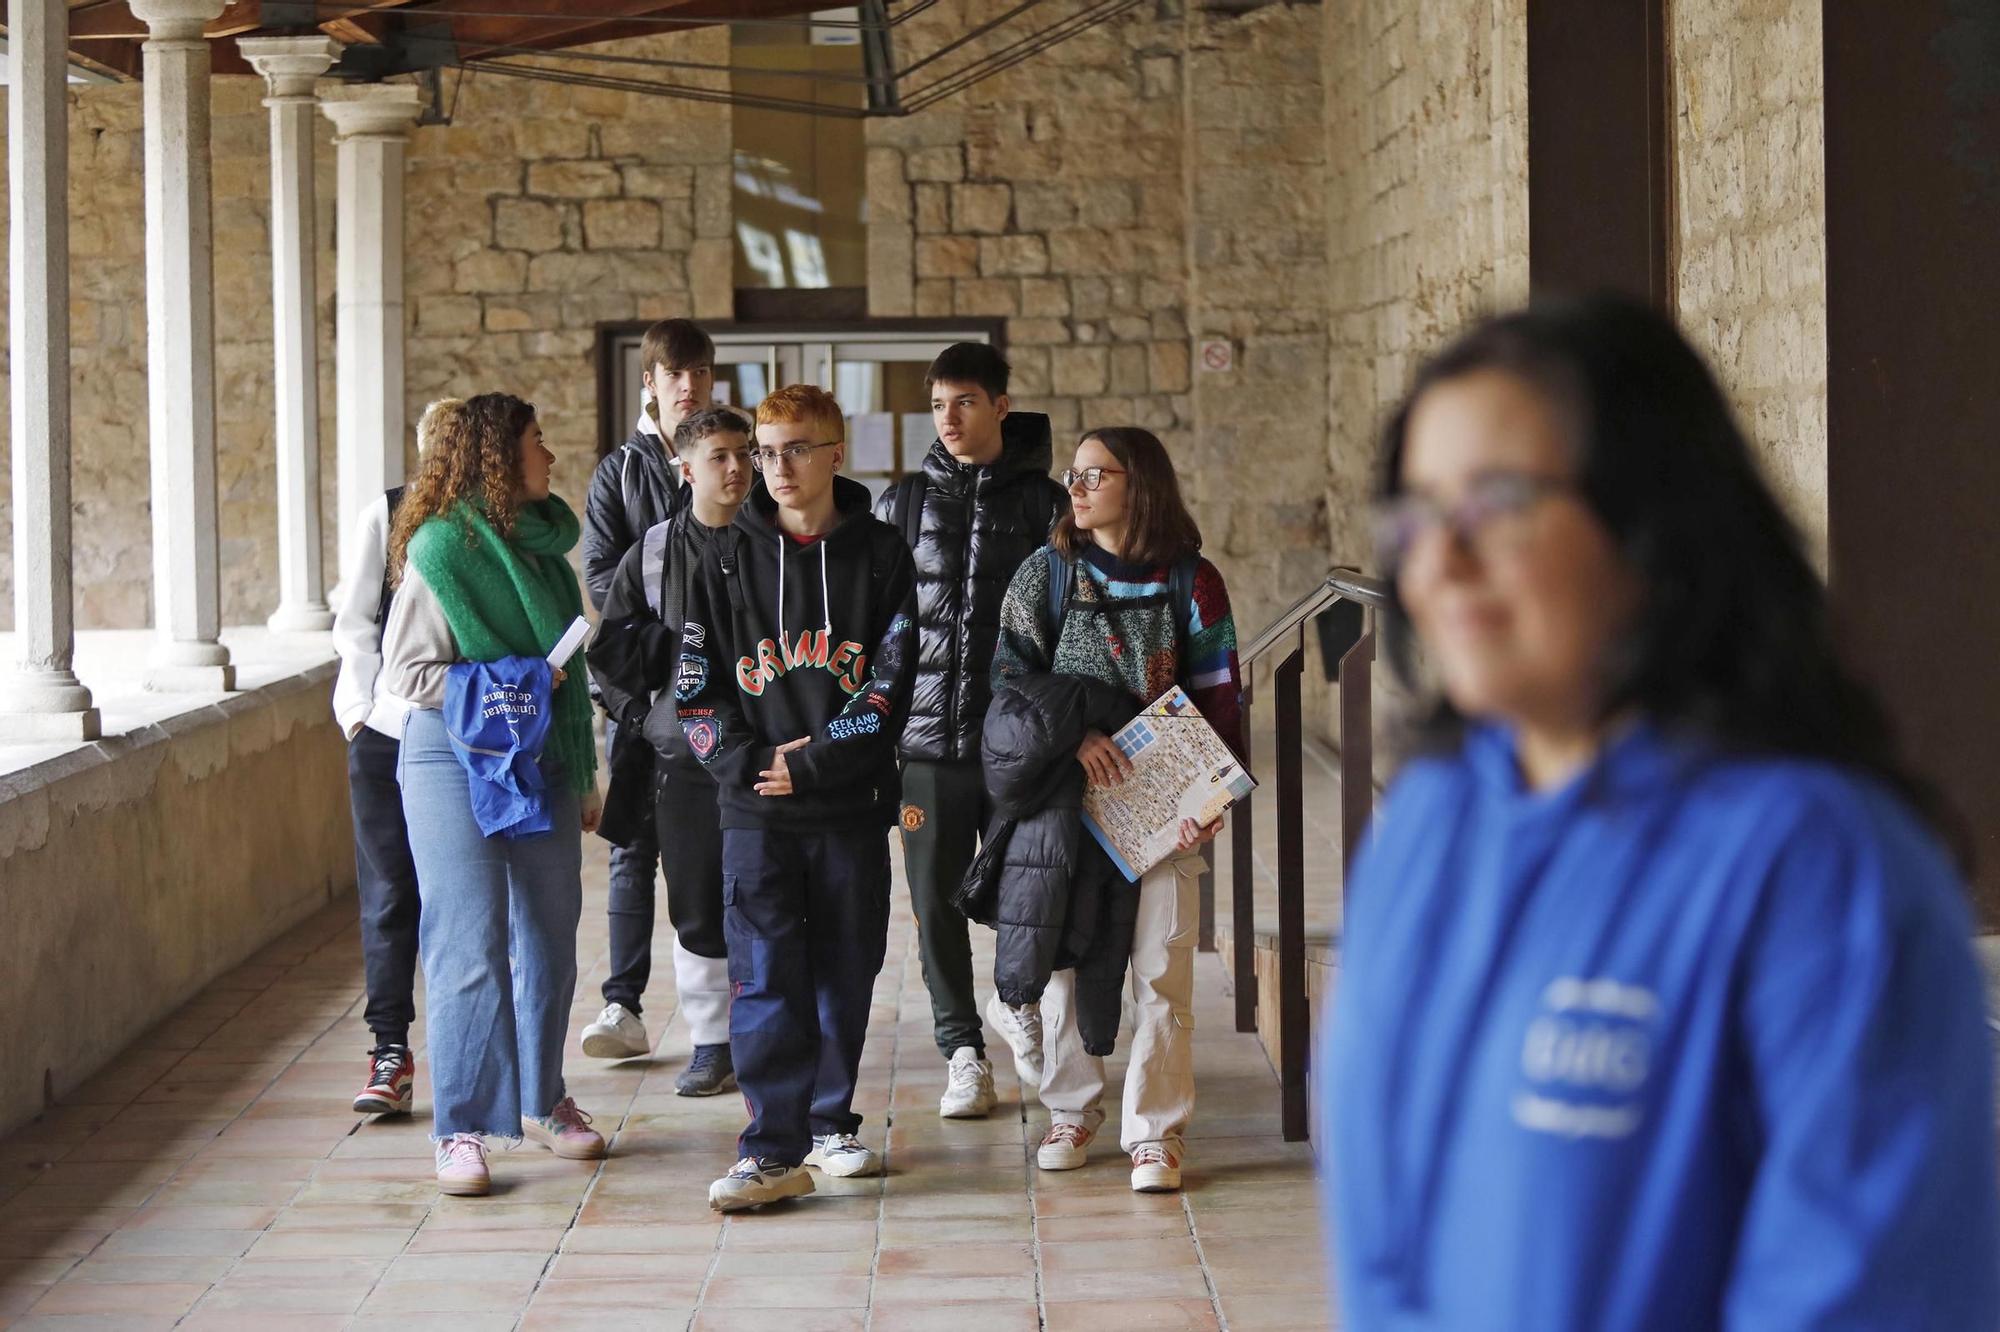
[1322,296,1997,1329]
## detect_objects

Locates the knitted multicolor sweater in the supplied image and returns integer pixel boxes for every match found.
[993,543,1244,758]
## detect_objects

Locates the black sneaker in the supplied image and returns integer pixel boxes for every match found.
[676,1043,736,1097]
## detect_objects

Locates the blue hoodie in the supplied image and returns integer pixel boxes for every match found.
[1322,722,1998,1331]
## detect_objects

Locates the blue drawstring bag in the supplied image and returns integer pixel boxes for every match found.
[444,656,556,839]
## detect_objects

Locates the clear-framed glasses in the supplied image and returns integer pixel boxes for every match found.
[1373,471,1574,568]
[750,440,839,473]
[1061,465,1127,491]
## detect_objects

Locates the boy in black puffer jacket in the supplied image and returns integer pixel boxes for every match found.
[874,343,1068,1118]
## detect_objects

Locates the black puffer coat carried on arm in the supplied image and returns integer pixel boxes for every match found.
[875,412,1069,763]
[960,672,1140,1057]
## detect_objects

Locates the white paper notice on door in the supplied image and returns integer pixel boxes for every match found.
[848,413,895,472]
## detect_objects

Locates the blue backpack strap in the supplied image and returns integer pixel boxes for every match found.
[1044,549,1077,642]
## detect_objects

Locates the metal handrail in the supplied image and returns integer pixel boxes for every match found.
[1205,564,1389,1143]
[1241,568,1391,665]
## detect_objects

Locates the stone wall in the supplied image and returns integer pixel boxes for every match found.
[1671,0,1828,565]
[401,30,733,527]
[0,29,728,632]
[865,2,1192,466]
[1184,0,1331,647]
[1320,0,1529,737]
[865,0,1335,653]
[0,666,350,1137]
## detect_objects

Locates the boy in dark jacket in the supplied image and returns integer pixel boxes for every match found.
[677,384,918,1212]
[874,344,1067,1117]
[579,318,715,1064]
[587,408,754,1097]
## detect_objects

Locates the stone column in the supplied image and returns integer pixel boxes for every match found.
[133,0,234,692]
[2,0,100,740]
[240,36,340,633]
[322,85,424,581]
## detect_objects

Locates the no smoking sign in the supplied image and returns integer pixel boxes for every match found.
[1198,337,1234,374]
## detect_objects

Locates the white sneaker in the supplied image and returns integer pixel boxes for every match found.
[708,1156,814,1212]
[580,1002,650,1060]
[939,1046,997,1119]
[1130,1141,1183,1192]
[803,1132,880,1178]
[984,992,1044,1092]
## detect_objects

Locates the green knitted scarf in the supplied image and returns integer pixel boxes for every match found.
[407,496,596,795]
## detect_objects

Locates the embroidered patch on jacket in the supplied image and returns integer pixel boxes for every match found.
[685,717,721,760]
[675,652,709,701]
[681,620,707,650]
[900,803,926,832]
[827,712,883,741]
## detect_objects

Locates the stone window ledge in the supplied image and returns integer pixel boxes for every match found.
[0,628,338,807]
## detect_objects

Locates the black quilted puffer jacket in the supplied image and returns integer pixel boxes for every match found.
[874,412,1068,763]
[960,672,1140,1057]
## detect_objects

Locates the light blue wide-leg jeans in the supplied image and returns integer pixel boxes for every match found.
[398,707,583,1139]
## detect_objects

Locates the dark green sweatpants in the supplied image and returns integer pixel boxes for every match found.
[898,758,992,1059]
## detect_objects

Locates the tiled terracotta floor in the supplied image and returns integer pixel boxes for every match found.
[0,828,1331,1330]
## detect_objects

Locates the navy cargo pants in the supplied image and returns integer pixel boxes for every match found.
[722,825,892,1166]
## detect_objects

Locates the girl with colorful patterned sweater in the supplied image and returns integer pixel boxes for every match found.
[990,426,1243,1194]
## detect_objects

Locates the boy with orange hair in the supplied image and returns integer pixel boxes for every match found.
[674,384,918,1211]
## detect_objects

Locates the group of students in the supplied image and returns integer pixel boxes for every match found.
[330,322,1242,1209]
[329,295,2000,1328]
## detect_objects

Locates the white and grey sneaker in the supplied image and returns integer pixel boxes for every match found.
[708,1156,814,1212]
[984,992,1044,1093]
[803,1132,880,1178]
[939,1045,997,1119]
[580,1002,650,1060]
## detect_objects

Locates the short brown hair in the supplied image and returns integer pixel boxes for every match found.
[755,384,845,445]
[640,318,714,376]
[1051,426,1202,568]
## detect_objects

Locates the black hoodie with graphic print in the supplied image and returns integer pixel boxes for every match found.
[676,475,918,832]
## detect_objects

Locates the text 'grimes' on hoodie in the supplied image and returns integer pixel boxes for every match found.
[675,475,919,831]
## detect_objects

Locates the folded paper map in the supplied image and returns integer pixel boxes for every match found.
[1082,685,1256,881]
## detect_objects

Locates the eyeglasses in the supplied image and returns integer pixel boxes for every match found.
[1061,466,1127,491]
[1373,471,1574,568]
[750,441,838,472]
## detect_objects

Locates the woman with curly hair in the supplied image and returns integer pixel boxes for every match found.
[382,392,607,1196]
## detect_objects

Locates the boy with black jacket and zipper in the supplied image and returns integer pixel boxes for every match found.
[873,343,1067,1118]
[586,408,754,1098]
[579,318,716,1064]
[676,384,918,1213]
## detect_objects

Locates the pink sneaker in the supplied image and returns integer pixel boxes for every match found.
[435,1133,489,1196]
[1130,1141,1183,1192]
[1037,1120,1095,1171]
[522,1096,606,1159]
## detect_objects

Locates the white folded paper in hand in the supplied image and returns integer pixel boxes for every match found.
[1081,685,1256,881]
[547,616,590,669]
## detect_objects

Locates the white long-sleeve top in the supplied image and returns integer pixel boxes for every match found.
[378,560,457,712]
[379,554,603,822]
[330,493,420,740]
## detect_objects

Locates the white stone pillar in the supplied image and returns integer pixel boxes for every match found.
[2,0,100,741]
[322,85,424,582]
[133,0,234,692]
[240,36,340,633]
